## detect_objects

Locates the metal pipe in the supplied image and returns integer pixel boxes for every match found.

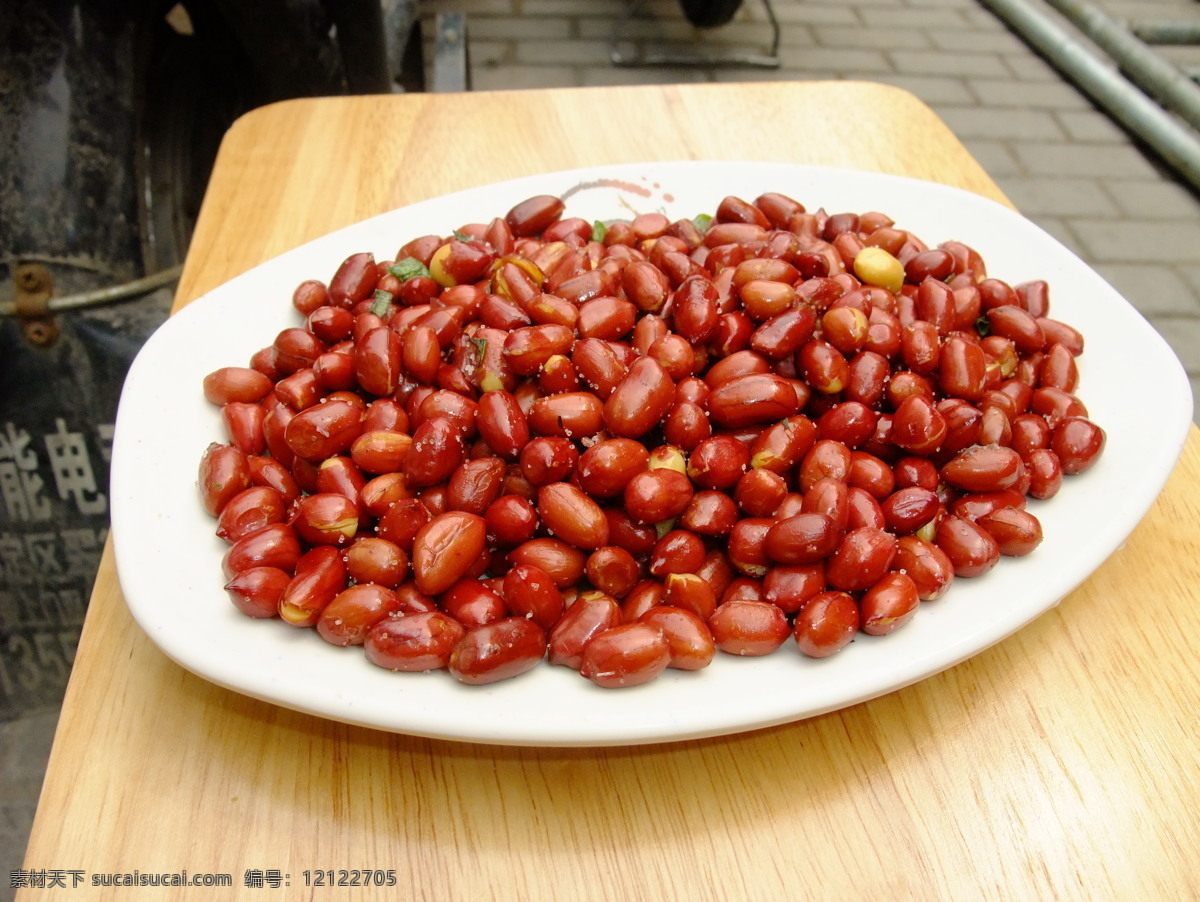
[976,0,1200,193]
[0,264,182,318]
[1130,21,1200,46]
[1043,0,1200,133]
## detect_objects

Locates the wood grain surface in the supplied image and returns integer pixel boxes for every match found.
[20,83,1200,900]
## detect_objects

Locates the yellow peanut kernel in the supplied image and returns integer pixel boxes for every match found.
[853,246,905,294]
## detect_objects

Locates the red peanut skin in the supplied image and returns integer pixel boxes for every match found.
[449,617,548,685]
[579,623,671,688]
[411,511,488,596]
[549,593,623,669]
[604,357,675,438]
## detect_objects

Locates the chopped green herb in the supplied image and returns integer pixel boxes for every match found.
[387,258,430,282]
[452,230,472,242]
[692,213,713,233]
[591,220,608,242]
[371,290,394,317]
[469,336,488,360]
[975,314,991,337]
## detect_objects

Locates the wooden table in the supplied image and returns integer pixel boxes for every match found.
[20,83,1200,899]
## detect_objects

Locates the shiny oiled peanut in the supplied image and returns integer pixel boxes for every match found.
[354,326,402,397]
[687,434,750,490]
[215,485,286,544]
[204,366,274,405]
[764,513,842,565]
[934,515,1000,578]
[277,545,347,626]
[762,563,826,615]
[449,617,548,685]
[507,537,586,588]
[404,416,465,487]
[225,566,290,619]
[649,529,706,577]
[506,194,565,237]
[793,591,859,658]
[328,252,378,306]
[520,436,579,486]
[411,511,487,596]
[283,398,363,462]
[859,572,920,636]
[708,600,790,656]
[447,457,506,515]
[623,468,694,524]
[375,497,430,551]
[198,443,251,517]
[680,490,740,536]
[941,444,1024,493]
[585,546,640,599]
[638,606,715,671]
[749,415,817,473]
[893,536,955,601]
[1051,416,1106,474]
[706,372,800,428]
[349,430,412,474]
[978,507,1044,556]
[826,527,897,592]
[502,563,565,631]
[344,537,408,587]
[576,438,649,497]
[293,493,359,547]
[527,392,605,438]
[365,612,466,672]
[440,579,506,629]
[537,483,609,551]
[484,494,539,546]
[549,592,622,668]
[603,356,675,438]
[579,622,671,688]
[317,584,401,647]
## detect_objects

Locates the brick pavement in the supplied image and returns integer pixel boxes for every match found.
[6,1,1200,892]
[422,0,1200,422]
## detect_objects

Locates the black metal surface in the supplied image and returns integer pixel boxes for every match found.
[0,0,413,720]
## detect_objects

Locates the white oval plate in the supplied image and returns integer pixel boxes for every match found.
[111,161,1192,747]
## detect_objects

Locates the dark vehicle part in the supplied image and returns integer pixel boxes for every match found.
[0,0,413,720]
[679,0,744,28]
[610,0,779,69]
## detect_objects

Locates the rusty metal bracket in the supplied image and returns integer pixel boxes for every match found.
[13,262,60,347]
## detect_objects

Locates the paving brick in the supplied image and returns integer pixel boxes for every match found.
[1103,179,1200,220]
[870,74,976,105]
[934,105,1067,141]
[1069,218,1200,264]
[967,77,1091,109]
[473,64,581,90]
[768,3,860,25]
[1024,215,1087,257]
[1054,108,1130,143]
[1013,142,1163,179]
[927,26,1030,53]
[467,39,514,68]
[859,8,972,29]
[1093,264,1200,317]
[958,138,1023,177]
[1003,50,1065,81]
[775,45,894,73]
[812,25,933,50]
[890,49,1010,77]
[995,176,1118,217]
[515,38,616,66]
[584,65,711,87]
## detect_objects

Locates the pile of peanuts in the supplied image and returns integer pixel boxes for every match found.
[199,190,1106,688]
